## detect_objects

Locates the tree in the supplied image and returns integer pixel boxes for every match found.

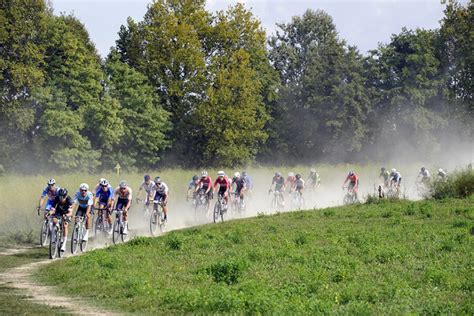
[106,50,171,168]
[268,9,370,162]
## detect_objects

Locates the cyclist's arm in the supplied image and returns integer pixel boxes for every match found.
[126,188,133,210]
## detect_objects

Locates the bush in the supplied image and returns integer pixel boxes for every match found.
[430,168,474,199]
[206,260,248,285]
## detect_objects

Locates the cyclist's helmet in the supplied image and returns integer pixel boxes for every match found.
[295,173,302,179]
[99,178,108,186]
[438,168,444,173]
[58,188,67,197]
[47,178,56,186]
[348,171,354,176]
[234,172,240,178]
[144,174,151,181]
[201,170,208,177]
[217,170,225,177]
[119,180,127,188]
[391,168,396,173]
[288,172,294,177]
[154,176,161,184]
[79,183,89,190]
[275,172,281,177]
[310,168,316,173]
[421,167,426,172]
[192,175,199,181]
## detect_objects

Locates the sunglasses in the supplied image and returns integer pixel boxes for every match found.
[80,189,87,192]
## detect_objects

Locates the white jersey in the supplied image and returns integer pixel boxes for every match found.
[152,182,169,195]
[419,170,431,178]
[139,181,155,194]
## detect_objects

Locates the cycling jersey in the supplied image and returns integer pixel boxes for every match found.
[419,170,431,178]
[233,178,246,192]
[95,186,114,204]
[52,196,73,216]
[73,191,93,208]
[114,186,132,199]
[139,181,155,193]
[272,176,285,191]
[41,186,58,201]
[380,171,390,181]
[286,176,296,186]
[152,182,169,196]
[390,172,402,183]
[214,177,230,189]
[295,178,305,189]
[199,176,212,189]
[345,174,359,185]
[242,175,253,189]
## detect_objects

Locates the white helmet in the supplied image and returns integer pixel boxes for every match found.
[79,183,89,190]
[438,168,444,173]
[234,172,240,178]
[47,178,56,185]
[99,178,108,186]
[391,168,396,173]
[217,170,225,177]
[310,168,316,173]
[201,170,208,177]
[288,172,294,177]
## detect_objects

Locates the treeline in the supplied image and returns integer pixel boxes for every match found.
[0,0,472,172]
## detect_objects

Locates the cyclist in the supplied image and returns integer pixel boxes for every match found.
[417,167,431,185]
[137,174,155,205]
[73,183,93,241]
[196,171,213,212]
[152,176,169,222]
[307,168,321,190]
[380,167,390,187]
[269,172,286,203]
[242,171,253,199]
[48,188,73,252]
[285,172,296,193]
[113,180,132,235]
[214,170,231,209]
[94,178,114,234]
[389,168,402,188]
[342,171,359,200]
[232,172,246,207]
[437,168,448,180]
[187,175,199,202]
[37,178,58,215]
[294,173,305,195]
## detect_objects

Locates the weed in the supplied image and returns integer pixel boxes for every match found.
[206,260,247,285]
[166,234,182,250]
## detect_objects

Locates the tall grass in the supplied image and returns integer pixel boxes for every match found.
[430,168,474,199]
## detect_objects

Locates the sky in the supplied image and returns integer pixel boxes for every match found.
[52,0,458,58]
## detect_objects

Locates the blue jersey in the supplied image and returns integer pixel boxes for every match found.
[95,186,113,203]
[74,191,93,208]
[41,186,58,201]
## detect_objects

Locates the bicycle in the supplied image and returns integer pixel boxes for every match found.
[194,189,208,222]
[71,216,88,254]
[386,181,401,198]
[231,192,246,217]
[49,215,66,259]
[270,190,285,211]
[136,198,152,222]
[112,208,129,244]
[213,194,227,223]
[291,190,305,210]
[94,206,112,238]
[150,197,166,236]
[38,208,51,247]
[343,186,358,205]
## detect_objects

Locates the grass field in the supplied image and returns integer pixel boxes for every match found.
[34,196,474,314]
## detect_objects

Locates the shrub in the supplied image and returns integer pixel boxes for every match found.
[166,234,182,250]
[430,168,474,199]
[206,260,247,285]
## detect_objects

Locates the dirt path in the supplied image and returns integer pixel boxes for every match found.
[0,255,117,315]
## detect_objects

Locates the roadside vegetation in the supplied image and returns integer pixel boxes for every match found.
[430,167,474,200]
[35,196,473,314]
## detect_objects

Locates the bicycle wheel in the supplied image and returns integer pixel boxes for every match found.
[121,222,129,242]
[80,224,88,252]
[220,203,225,222]
[94,215,102,237]
[343,194,350,205]
[112,220,120,244]
[213,203,220,223]
[71,224,79,254]
[49,226,59,259]
[149,210,160,236]
[40,220,49,247]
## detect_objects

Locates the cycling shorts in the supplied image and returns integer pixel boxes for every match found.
[154,192,167,206]
[218,187,227,197]
[75,205,89,217]
[45,199,55,211]
[116,198,130,211]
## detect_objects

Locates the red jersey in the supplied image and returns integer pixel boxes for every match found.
[286,176,296,186]
[345,174,359,184]
[214,176,230,189]
[198,176,212,189]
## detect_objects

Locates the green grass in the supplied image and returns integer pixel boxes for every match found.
[35,197,474,314]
